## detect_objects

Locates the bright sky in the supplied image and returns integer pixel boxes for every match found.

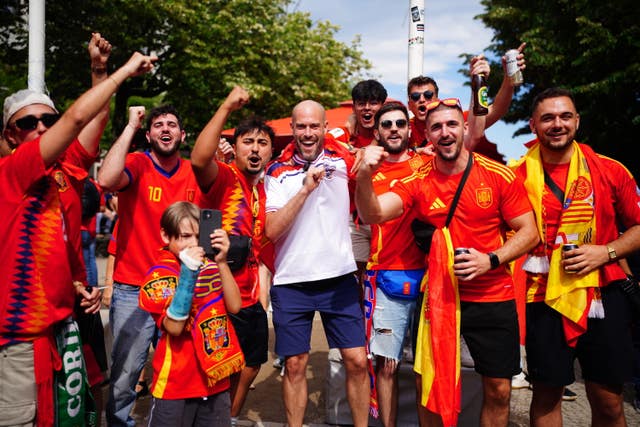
[290,0,531,161]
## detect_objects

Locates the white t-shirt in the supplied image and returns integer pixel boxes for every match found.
[265,151,356,285]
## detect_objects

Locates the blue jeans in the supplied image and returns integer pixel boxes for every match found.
[81,230,97,286]
[106,283,158,427]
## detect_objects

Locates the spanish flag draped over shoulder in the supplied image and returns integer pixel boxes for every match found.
[415,227,461,426]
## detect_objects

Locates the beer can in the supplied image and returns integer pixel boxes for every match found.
[454,248,470,262]
[505,49,523,86]
[562,244,578,273]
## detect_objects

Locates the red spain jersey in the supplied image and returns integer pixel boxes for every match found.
[392,153,533,302]
[201,162,263,308]
[409,117,427,149]
[0,138,93,345]
[113,152,202,286]
[139,249,230,399]
[368,151,432,271]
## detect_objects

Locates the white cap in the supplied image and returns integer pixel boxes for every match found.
[3,89,58,129]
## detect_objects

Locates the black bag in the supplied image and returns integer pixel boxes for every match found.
[228,235,252,272]
[81,178,101,221]
[411,219,436,253]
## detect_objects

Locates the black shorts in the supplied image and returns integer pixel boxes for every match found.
[228,302,268,367]
[461,299,521,378]
[525,284,634,387]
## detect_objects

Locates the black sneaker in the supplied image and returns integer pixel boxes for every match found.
[562,387,577,401]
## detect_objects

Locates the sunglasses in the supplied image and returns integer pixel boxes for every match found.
[425,98,463,114]
[409,90,435,102]
[12,113,60,131]
[379,118,408,130]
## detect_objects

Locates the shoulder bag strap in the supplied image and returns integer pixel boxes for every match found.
[445,153,473,227]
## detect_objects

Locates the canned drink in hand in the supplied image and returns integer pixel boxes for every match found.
[505,49,523,86]
[454,248,470,263]
[562,243,579,273]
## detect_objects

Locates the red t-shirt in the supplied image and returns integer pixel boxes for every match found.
[368,151,432,270]
[139,249,229,399]
[409,117,427,149]
[0,138,93,345]
[392,153,533,302]
[201,162,264,308]
[328,126,374,149]
[113,152,202,286]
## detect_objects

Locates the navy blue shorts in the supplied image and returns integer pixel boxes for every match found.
[526,283,634,387]
[270,273,366,356]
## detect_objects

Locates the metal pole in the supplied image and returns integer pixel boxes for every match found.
[28,0,46,93]
[408,0,425,80]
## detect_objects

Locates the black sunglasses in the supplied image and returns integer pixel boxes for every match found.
[409,90,435,102]
[379,119,408,130]
[13,113,60,131]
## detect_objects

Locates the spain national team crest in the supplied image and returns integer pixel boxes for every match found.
[475,187,493,209]
[573,176,592,201]
[54,170,70,192]
[186,189,195,202]
[199,315,230,355]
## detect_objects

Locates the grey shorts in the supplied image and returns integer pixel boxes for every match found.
[148,390,231,427]
[349,219,371,263]
[0,342,36,426]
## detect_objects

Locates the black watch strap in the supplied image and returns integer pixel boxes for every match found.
[488,252,500,270]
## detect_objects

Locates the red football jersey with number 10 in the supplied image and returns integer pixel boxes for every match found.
[113,152,202,286]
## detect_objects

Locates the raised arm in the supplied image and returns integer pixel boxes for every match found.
[191,86,250,193]
[77,32,113,155]
[465,55,489,152]
[486,43,526,129]
[40,51,157,167]
[98,106,145,191]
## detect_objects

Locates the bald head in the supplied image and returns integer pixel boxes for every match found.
[292,100,326,123]
[291,100,327,162]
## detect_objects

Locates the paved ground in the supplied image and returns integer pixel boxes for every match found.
[95,255,640,426]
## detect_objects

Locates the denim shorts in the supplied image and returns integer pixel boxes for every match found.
[369,287,416,361]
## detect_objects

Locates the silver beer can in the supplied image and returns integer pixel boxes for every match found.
[505,49,523,86]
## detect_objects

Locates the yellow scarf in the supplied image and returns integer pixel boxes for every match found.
[522,141,600,331]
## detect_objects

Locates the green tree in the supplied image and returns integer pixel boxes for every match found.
[1,0,371,148]
[474,0,640,176]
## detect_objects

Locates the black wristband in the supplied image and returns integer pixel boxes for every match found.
[488,252,500,270]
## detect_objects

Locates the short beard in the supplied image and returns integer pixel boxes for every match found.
[380,137,408,155]
[151,139,181,158]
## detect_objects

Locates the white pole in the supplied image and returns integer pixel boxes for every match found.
[28,0,46,93]
[408,0,425,80]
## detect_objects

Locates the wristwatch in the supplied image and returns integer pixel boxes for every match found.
[488,252,500,270]
[607,245,617,261]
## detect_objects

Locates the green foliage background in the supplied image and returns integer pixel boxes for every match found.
[475,0,640,177]
[0,0,372,150]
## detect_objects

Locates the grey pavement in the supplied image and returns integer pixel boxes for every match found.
[95,254,640,426]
